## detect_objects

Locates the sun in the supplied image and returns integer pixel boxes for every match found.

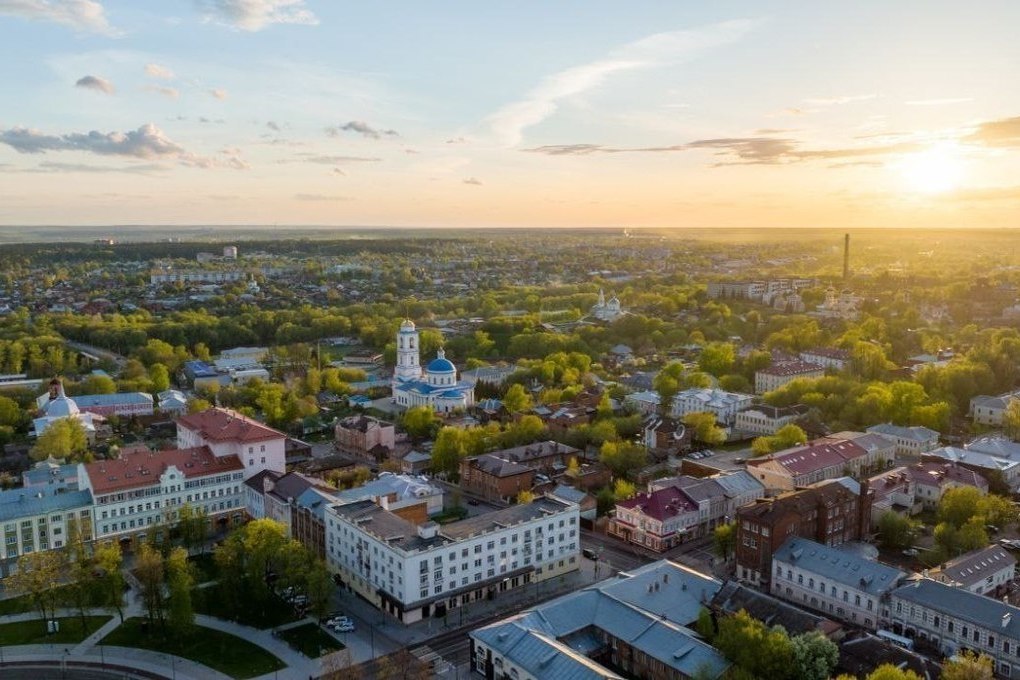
[898,143,964,194]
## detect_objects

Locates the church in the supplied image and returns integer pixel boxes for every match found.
[391,319,474,413]
[590,288,624,322]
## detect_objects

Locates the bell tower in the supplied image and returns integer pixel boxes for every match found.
[394,319,422,383]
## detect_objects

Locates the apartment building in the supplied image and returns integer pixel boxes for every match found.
[671,388,754,426]
[865,423,940,458]
[176,407,287,480]
[734,404,808,436]
[755,360,825,394]
[0,483,94,577]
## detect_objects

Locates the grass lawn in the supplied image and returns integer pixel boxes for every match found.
[101,617,286,679]
[192,584,298,629]
[0,615,111,645]
[278,622,343,658]
[0,583,110,616]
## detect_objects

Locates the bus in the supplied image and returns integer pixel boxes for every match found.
[877,629,914,651]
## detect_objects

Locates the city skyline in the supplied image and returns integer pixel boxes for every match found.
[2,1,1020,228]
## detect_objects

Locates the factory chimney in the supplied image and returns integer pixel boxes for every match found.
[843,233,850,281]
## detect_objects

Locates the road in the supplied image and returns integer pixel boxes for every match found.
[0,662,162,679]
[65,341,128,371]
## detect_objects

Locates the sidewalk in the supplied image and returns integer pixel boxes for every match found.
[195,614,319,680]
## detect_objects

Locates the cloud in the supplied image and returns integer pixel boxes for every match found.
[463,177,483,186]
[0,0,116,35]
[147,86,179,99]
[331,167,345,176]
[144,63,175,80]
[326,120,399,139]
[198,0,318,32]
[209,88,228,100]
[0,123,245,169]
[295,153,381,164]
[293,193,349,202]
[266,121,281,131]
[31,161,165,174]
[486,20,753,146]
[803,94,876,106]
[906,98,972,106]
[75,74,114,94]
[966,115,1020,147]
[445,136,468,144]
[525,136,919,165]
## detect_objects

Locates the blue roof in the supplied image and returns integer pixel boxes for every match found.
[73,392,153,407]
[0,485,93,522]
[427,357,456,373]
[183,360,218,378]
[773,537,906,596]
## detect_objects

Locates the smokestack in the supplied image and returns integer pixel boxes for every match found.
[843,233,850,281]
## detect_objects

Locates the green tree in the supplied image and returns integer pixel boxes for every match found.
[713,523,736,562]
[791,631,839,680]
[166,546,195,638]
[95,542,125,622]
[77,373,117,395]
[699,342,736,377]
[713,609,795,680]
[402,406,438,440]
[188,397,212,414]
[599,440,648,477]
[136,542,166,627]
[683,412,727,446]
[502,383,533,414]
[653,362,685,416]
[517,489,536,504]
[5,550,64,627]
[862,665,922,680]
[432,427,468,477]
[1004,399,1020,441]
[31,417,88,461]
[941,650,994,680]
[938,486,984,528]
[613,478,636,501]
[149,363,171,392]
[877,511,917,550]
[0,395,24,428]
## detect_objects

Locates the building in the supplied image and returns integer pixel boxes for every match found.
[799,348,851,371]
[36,385,154,420]
[470,560,730,680]
[391,320,474,413]
[483,440,581,472]
[590,288,625,322]
[735,479,872,586]
[865,467,918,527]
[291,486,336,560]
[150,268,246,285]
[734,404,808,436]
[31,378,104,439]
[710,580,841,638]
[325,494,579,624]
[334,415,396,461]
[755,360,825,394]
[332,472,444,518]
[0,482,94,576]
[932,545,1016,596]
[746,438,876,492]
[459,454,535,503]
[80,445,247,546]
[924,445,1018,491]
[624,390,660,415]
[907,461,988,509]
[400,451,432,475]
[865,424,940,458]
[218,346,269,362]
[176,407,287,480]
[157,389,188,415]
[771,537,906,630]
[181,360,222,390]
[886,578,1020,679]
[22,459,78,489]
[642,416,690,455]
[671,388,754,426]
[969,393,1017,427]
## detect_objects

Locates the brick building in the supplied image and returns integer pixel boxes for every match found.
[334,415,396,461]
[735,478,873,586]
[459,454,534,503]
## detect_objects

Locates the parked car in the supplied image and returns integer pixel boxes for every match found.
[582,548,599,561]
[333,622,355,633]
[902,548,919,557]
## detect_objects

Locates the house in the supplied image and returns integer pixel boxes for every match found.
[671,388,754,426]
[710,580,842,637]
[326,495,579,624]
[931,545,1015,596]
[799,347,851,371]
[459,454,534,503]
[734,404,809,436]
[642,415,689,455]
[969,393,1017,426]
[470,560,730,680]
[865,423,940,458]
[176,407,287,480]
[746,437,877,492]
[865,467,918,527]
[181,360,224,390]
[549,484,597,521]
[924,445,1018,491]
[755,360,825,394]
[906,462,988,509]
[157,389,188,415]
[400,450,432,475]
[886,578,1020,679]
[771,537,906,629]
[624,390,660,415]
[334,415,396,461]
[735,478,873,586]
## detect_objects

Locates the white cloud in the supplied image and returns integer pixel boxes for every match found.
[209,88,228,100]
[803,94,877,106]
[905,98,973,106]
[75,74,114,94]
[144,63,175,80]
[463,177,483,186]
[486,20,753,146]
[147,85,179,99]
[198,0,318,32]
[0,0,116,35]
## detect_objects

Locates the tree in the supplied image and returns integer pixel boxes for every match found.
[938,486,985,528]
[5,550,64,627]
[653,362,685,416]
[1005,399,1020,440]
[149,363,171,392]
[790,631,839,680]
[877,511,917,550]
[613,478,636,501]
[502,383,533,414]
[188,397,212,413]
[599,440,647,477]
[699,342,736,377]
[712,609,795,680]
[683,412,727,446]
[306,559,333,622]
[750,424,806,457]
[136,542,166,627]
[95,542,125,622]
[713,523,735,562]
[941,650,994,680]
[0,395,23,429]
[166,547,195,638]
[63,518,94,629]
[402,406,438,440]
[431,427,468,477]
[31,417,88,461]
[516,489,535,504]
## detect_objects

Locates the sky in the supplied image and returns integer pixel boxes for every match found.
[2,0,1020,229]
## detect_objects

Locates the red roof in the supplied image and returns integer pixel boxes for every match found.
[617,486,697,522]
[176,407,284,444]
[84,446,244,494]
[771,440,868,475]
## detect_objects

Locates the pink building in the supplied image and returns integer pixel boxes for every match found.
[176,407,287,480]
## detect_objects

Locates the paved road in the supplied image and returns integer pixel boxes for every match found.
[65,340,128,371]
[0,662,163,679]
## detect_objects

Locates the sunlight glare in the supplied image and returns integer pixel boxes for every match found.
[898,143,964,194]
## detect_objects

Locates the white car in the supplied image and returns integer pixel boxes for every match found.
[334,622,355,633]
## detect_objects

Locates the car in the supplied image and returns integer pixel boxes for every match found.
[902,548,919,557]
[582,548,599,561]
[326,616,352,627]
[333,622,355,633]
[733,457,746,464]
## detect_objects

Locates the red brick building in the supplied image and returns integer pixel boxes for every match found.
[735,479,872,586]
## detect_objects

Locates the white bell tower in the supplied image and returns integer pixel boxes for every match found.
[394,319,422,383]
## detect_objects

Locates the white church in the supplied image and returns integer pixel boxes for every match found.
[391,319,474,413]
[590,288,625,322]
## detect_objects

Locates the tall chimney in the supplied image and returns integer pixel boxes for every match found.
[843,233,850,281]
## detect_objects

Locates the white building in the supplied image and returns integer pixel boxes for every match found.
[0,482,94,577]
[755,360,825,394]
[590,288,625,322]
[391,319,474,413]
[970,394,1016,427]
[176,407,287,480]
[31,379,103,440]
[865,423,940,458]
[325,495,578,624]
[771,537,906,630]
[671,388,754,426]
[799,348,851,371]
[734,404,808,436]
[933,545,1015,596]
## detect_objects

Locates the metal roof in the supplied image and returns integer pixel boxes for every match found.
[773,537,906,596]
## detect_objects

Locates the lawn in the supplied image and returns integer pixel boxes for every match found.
[0,615,111,645]
[101,617,286,679]
[278,622,343,658]
[0,583,111,616]
[192,583,299,629]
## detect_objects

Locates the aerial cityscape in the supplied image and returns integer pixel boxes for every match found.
[3,2,1020,680]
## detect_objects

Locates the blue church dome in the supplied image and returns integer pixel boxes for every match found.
[427,357,456,373]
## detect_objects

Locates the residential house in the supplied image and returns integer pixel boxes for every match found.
[771,537,906,629]
[624,390,660,416]
[734,404,809,436]
[334,415,396,462]
[746,438,875,492]
[671,388,754,426]
[907,462,988,509]
[755,360,825,395]
[970,393,1017,427]
[710,580,842,638]
[932,545,1015,597]
[400,450,432,476]
[924,446,1017,491]
[866,467,918,528]
[799,348,851,371]
[459,455,535,503]
[865,424,940,458]
[157,389,188,416]
[642,415,690,456]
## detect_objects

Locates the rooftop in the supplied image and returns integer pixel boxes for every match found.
[177,407,285,443]
[936,545,1016,587]
[0,484,92,522]
[893,578,1020,639]
[773,537,906,596]
[83,446,244,494]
